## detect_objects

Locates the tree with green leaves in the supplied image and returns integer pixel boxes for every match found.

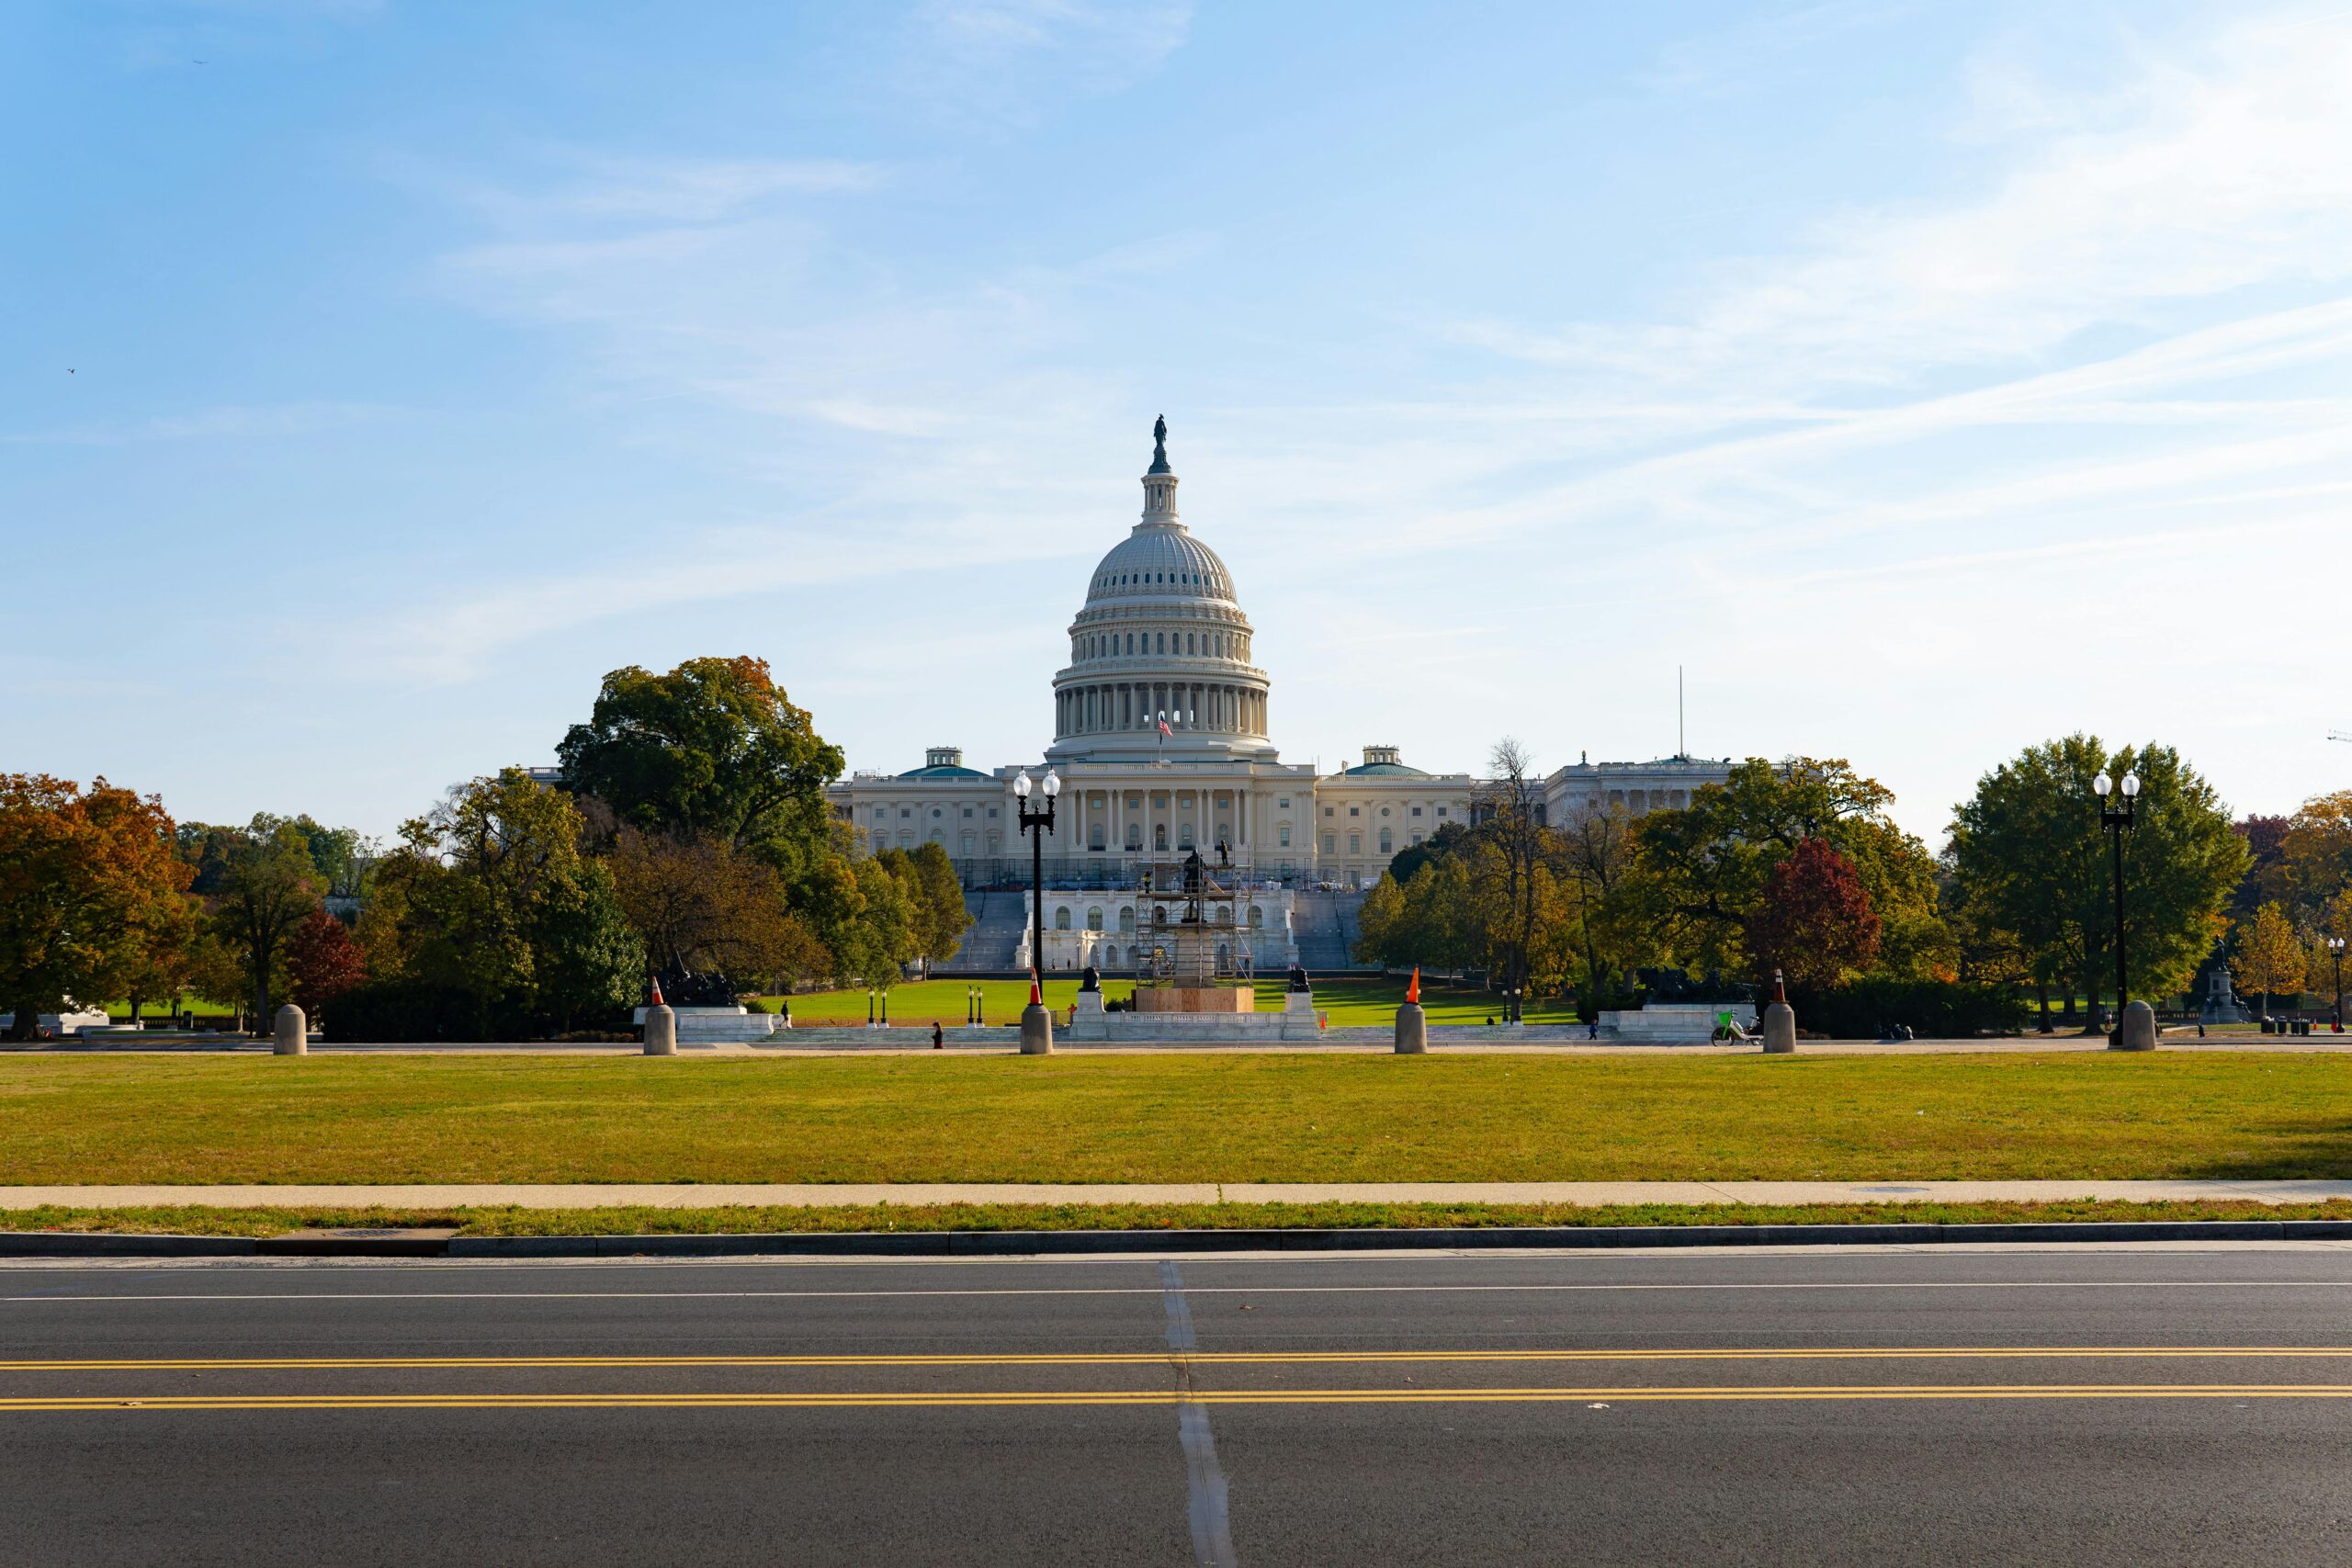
[607,829,830,996]
[556,656,845,877]
[902,841,973,976]
[200,818,322,1024]
[1633,757,1951,983]
[365,769,642,1036]
[1947,736,2246,1027]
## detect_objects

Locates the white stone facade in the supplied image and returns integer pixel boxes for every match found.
[824,424,1735,893]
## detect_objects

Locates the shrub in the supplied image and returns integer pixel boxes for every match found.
[1787,977,2028,1039]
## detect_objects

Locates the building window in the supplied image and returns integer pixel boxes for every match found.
[961,831,975,854]
[1119,907,1136,932]
[1436,807,1448,818]
[1278,825,1292,846]
[1380,807,1390,817]
[1348,833,1362,855]
[962,807,973,818]
[1410,832,1422,846]
[1349,807,1360,818]
[873,807,886,819]
[1179,824,1194,848]
[1055,907,1071,931]
[1410,806,1422,817]
[1155,825,1169,851]
[932,807,942,818]
[1323,833,1336,854]
[1126,824,1142,849]
[1089,825,1105,850]
[1249,905,1263,928]
[899,807,911,818]
[1323,807,1334,818]
[989,807,999,818]
[1277,797,1290,809]
[1087,907,1103,931]
[1379,828,1393,852]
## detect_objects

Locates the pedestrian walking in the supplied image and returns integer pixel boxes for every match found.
[932,1021,944,1050]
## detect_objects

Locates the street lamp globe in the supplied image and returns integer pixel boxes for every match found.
[1044,770,1062,798]
[1013,771,1033,799]
[2120,772,2142,798]
[2091,773,2113,798]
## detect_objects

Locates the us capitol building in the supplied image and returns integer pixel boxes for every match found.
[825,421,1730,973]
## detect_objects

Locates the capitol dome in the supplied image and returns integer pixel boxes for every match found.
[1046,419,1274,766]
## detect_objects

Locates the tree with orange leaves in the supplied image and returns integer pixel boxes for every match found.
[0,774,192,1039]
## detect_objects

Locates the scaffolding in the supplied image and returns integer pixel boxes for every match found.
[1132,851,1255,987]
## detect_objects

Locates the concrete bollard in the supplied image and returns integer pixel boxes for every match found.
[1761,1000,1796,1055]
[2112,999,2157,1052]
[1395,1001,1428,1054]
[273,1003,307,1056]
[1018,1002,1055,1055]
[643,1003,677,1056]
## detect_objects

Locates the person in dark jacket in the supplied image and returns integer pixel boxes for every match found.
[932,1021,944,1049]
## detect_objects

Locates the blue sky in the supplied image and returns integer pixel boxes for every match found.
[6,0,2349,843]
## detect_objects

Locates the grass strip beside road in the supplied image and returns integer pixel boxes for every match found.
[6,1198,2352,1238]
[4,1052,2352,1184]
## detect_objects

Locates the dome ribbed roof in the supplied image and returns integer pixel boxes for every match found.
[1084,527,1235,605]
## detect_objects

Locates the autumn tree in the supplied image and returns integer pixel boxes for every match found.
[1948,737,2245,1027]
[117,891,203,1023]
[1747,838,1883,989]
[2267,792,2352,929]
[0,775,192,1039]
[284,908,370,1025]
[607,829,830,997]
[1471,739,1556,1021]
[1555,798,1653,1005]
[2233,901,2307,1017]
[904,841,973,975]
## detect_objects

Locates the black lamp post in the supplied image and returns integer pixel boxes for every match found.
[2329,935,2346,1034]
[2092,768,2141,1030]
[1013,768,1061,977]
[1013,768,1061,1055]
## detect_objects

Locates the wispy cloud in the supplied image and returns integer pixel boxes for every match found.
[1,400,399,446]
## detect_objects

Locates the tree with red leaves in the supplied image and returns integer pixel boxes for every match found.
[284,908,368,1025]
[1748,837,1882,989]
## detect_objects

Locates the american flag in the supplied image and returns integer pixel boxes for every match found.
[1158,715,1173,738]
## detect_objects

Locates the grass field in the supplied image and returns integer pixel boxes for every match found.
[768,974,1566,1028]
[2,1053,2349,1184]
[8,1198,2349,1238]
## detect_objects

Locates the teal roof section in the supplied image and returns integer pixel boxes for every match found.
[1341,761,1430,776]
[896,763,989,779]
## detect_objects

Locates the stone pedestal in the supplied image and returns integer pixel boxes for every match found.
[643,1004,676,1056]
[2112,999,2157,1052]
[1019,1002,1055,1055]
[273,1003,307,1056]
[1761,1001,1796,1055]
[1395,1002,1427,1054]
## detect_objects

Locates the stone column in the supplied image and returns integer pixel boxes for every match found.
[1762,1001,1795,1054]
[2113,999,2157,1051]
[644,1002,677,1055]
[1395,1001,1427,1054]
[273,1003,307,1056]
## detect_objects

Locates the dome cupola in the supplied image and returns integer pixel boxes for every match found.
[1046,418,1275,765]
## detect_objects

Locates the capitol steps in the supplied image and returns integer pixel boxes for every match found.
[1291,890,1371,971]
[933,891,1029,974]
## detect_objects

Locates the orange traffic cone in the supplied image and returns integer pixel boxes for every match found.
[1406,966,1421,1005]
[1028,971,1043,1007]
[649,976,665,1007]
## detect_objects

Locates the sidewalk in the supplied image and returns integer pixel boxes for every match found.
[6,1179,2352,1210]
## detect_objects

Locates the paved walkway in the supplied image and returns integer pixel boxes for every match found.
[6,1179,2351,1210]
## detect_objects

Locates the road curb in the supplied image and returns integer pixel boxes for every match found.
[10,1218,2352,1258]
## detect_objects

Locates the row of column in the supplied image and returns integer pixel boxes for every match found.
[1057,681,1264,738]
[1087,785,1251,852]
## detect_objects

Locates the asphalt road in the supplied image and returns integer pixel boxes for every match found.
[4,1245,2352,1565]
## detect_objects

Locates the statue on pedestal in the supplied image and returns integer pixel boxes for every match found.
[1080,964,1101,994]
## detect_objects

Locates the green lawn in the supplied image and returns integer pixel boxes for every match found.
[10,1198,2351,1238]
[766,977,1139,1025]
[773,974,1566,1028]
[2,1052,2349,1184]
